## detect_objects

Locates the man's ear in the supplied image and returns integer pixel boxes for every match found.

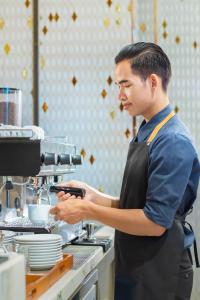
[149,73,159,89]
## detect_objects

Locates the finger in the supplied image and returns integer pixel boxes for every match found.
[68,195,76,199]
[77,196,81,199]
[59,193,72,202]
[49,206,57,215]
[57,191,65,197]
[59,193,71,201]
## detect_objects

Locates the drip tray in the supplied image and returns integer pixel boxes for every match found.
[72,237,112,252]
[0,218,56,233]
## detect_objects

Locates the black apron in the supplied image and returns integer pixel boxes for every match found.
[114,111,193,300]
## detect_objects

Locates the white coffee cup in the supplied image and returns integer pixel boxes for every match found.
[28,204,51,225]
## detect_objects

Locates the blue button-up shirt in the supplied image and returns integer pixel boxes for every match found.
[136,104,200,248]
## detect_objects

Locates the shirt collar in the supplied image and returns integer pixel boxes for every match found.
[137,104,173,142]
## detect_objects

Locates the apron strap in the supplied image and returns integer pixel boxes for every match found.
[147,110,176,145]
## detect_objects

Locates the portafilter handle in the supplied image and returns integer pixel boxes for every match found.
[49,185,86,198]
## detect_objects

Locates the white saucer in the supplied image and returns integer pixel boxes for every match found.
[30,264,55,271]
[29,256,63,263]
[15,241,62,247]
[30,259,62,269]
[29,252,62,259]
[14,234,62,243]
[14,239,62,244]
[30,250,62,255]
[30,258,62,266]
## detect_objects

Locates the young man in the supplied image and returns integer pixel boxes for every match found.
[50,42,200,300]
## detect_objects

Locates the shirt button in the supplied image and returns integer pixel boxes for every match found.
[184,273,189,279]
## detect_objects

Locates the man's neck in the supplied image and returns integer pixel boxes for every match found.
[144,95,169,122]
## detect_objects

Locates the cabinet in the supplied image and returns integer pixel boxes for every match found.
[72,269,98,300]
[82,285,96,300]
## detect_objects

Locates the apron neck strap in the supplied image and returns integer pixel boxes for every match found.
[147,110,175,145]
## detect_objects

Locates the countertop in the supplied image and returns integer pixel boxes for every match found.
[38,226,115,300]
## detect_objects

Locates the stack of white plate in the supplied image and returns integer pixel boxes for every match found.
[14,234,63,270]
[2,230,16,244]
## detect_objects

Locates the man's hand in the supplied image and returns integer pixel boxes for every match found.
[55,180,119,208]
[49,196,94,224]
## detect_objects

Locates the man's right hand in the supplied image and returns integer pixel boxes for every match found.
[57,180,97,203]
[56,180,119,208]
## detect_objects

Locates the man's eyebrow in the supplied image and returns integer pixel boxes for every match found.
[115,80,129,85]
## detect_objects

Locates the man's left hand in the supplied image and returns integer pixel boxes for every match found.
[49,196,93,224]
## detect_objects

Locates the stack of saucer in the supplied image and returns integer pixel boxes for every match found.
[2,230,16,245]
[14,234,63,270]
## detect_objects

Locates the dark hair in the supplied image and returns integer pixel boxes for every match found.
[115,42,171,91]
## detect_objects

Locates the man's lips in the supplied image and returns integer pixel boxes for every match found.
[123,103,132,110]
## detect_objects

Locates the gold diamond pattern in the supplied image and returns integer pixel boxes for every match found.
[89,155,95,165]
[119,102,123,112]
[115,4,121,13]
[107,76,112,86]
[4,43,11,55]
[140,23,146,33]
[48,13,53,22]
[103,18,110,28]
[193,41,198,49]
[21,68,28,80]
[125,128,131,139]
[0,18,5,30]
[101,89,107,98]
[163,31,168,39]
[110,111,116,120]
[115,18,122,27]
[40,56,46,69]
[72,76,77,86]
[80,149,86,159]
[25,0,30,8]
[127,3,132,12]
[55,13,59,22]
[175,36,180,44]
[162,20,167,28]
[72,12,78,22]
[174,105,179,113]
[107,0,112,7]
[27,17,33,29]
[42,102,48,113]
[42,26,48,35]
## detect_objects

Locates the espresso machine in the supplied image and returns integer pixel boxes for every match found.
[0,87,85,244]
[0,127,86,242]
[0,88,111,251]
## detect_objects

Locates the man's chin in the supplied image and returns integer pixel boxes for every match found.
[127,110,137,117]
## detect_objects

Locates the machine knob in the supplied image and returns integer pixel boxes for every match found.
[57,154,71,165]
[41,152,56,165]
[71,155,82,165]
[5,180,13,190]
[54,176,59,183]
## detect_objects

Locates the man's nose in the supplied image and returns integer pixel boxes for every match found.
[118,89,126,101]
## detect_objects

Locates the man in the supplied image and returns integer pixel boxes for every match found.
[50,42,200,300]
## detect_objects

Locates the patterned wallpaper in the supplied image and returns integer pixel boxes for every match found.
[38,0,133,196]
[0,0,33,125]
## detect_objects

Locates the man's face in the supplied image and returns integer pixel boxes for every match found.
[115,59,156,118]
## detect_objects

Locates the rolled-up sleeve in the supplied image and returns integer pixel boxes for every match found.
[143,133,198,229]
